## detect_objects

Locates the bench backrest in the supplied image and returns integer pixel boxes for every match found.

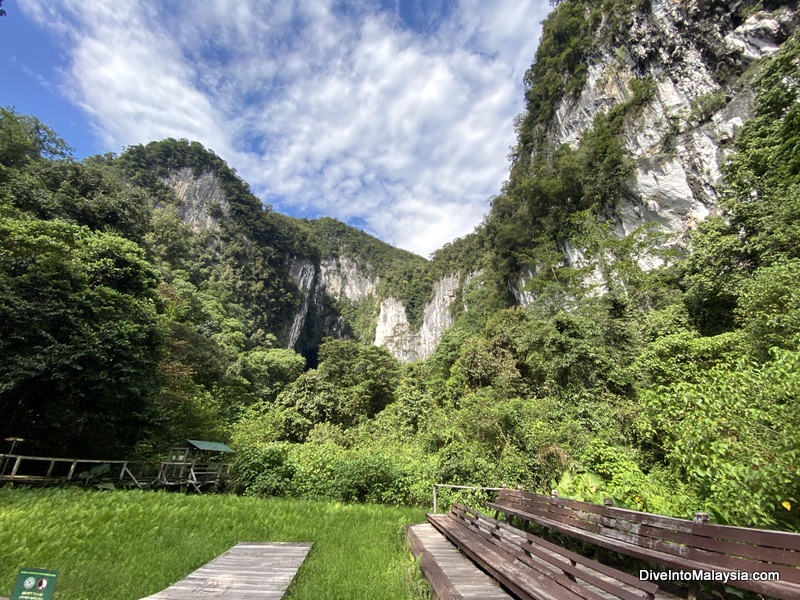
[494,489,800,587]
[444,504,657,600]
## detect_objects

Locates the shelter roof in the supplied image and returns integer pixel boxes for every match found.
[187,439,234,453]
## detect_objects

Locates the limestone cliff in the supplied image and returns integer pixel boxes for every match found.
[163,167,229,232]
[288,255,468,362]
[159,167,465,362]
[552,1,797,239]
[510,0,798,301]
[374,274,462,362]
[319,256,377,302]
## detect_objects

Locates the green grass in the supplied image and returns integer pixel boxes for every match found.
[0,488,431,600]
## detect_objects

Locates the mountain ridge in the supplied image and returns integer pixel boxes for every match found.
[120,0,799,362]
[121,139,475,362]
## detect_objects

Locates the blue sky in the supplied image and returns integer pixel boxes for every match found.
[1,0,549,256]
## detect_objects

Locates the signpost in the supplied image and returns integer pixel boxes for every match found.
[10,568,58,600]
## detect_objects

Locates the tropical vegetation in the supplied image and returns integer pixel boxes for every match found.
[1,0,799,539]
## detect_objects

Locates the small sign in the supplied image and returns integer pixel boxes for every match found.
[10,568,58,600]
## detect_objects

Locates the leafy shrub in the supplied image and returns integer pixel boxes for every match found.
[232,442,295,496]
[336,453,400,504]
[232,435,431,506]
[434,442,496,486]
[557,440,700,517]
[689,90,727,124]
[737,259,800,358]
[633,330,745,387]
[288,442,347,500]
[643,350,800,527]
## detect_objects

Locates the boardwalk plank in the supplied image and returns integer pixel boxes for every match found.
[141,542,312,600]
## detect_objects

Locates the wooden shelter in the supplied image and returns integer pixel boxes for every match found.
[157,439,234,492]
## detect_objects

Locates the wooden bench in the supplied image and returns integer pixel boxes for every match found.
[488,489,800,600]
[407,522,513,599]
[428,504,658,600]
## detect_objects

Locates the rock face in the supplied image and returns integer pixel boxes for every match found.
[552,2,796,240]
[374,274,462,362]
[163,168,229,231]
[286,257,464,362]
[286,257,317,349]
[319,257,377,301]
[514,1,797,301]
[374,297,420,362]
[161,166,463,362]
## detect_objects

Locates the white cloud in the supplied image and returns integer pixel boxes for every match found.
[21,0,549,257]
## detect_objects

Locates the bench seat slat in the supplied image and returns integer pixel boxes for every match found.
[635,523,800,566]
[498,491,800,552]
[450,506,622,600]
[448,507,605,600]
[429,513,586,600]
[490,497,800,574]
[432,505,657,600]
[462,504,653,591]
[490,494,800,600]
[564,516,800,568]
[479,517,657,600]
[516,546,646,600]
[502,521,657,594]
[598,522,800,585]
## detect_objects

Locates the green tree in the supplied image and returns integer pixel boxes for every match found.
[270,339,400,441]
[0,219,162,457]
[0,107,72,169]
[230,347,306,403]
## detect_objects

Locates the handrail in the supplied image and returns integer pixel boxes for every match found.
[0,453,150,464]
[431,483,508,514]
[0,453,232,488]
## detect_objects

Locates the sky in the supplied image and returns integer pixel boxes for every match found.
[0,0,549,257]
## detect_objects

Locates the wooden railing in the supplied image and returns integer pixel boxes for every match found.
[0,454,232,490]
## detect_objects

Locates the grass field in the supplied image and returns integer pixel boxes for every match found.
[0,487,431,600]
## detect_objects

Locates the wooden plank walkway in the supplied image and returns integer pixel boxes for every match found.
[407,523,512,600]
[141,542,312,599]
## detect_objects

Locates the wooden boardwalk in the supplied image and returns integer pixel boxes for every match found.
[407,523,512,600]
[141,542,312,599]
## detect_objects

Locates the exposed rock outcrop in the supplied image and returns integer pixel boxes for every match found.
[552,2,796,240]
[374,274,462,362]
[319,257,377,301]
[286,257,317,349]
[513,1,798,302]
[374,297,420,362]
[284,257,465,362]
[163,168,229,231]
